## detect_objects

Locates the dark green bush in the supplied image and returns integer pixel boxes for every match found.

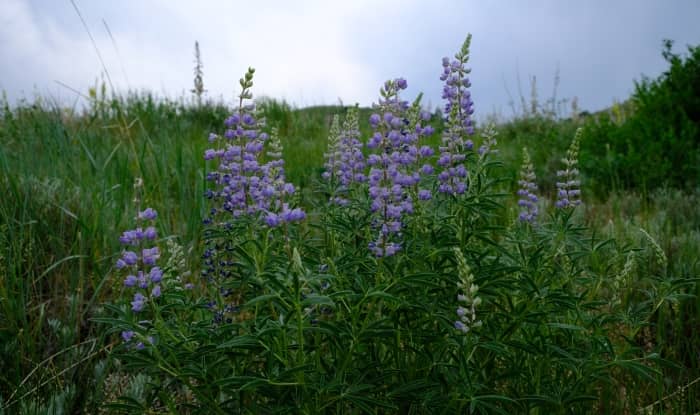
[582,40,700,197]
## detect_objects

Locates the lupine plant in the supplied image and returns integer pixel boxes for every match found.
[101,35,692,414]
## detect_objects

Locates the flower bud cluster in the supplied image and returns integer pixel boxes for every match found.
[453,247,482,333]
[555,128,583,209]
[477,124,499,157]
[322,114,342,183]
[517,148,539,223]
[612,251,636,304]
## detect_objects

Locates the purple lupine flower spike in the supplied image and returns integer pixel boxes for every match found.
[437,34,475,196]
[324,105,367,205]
[366,78,431,257]
[116,196,163,319]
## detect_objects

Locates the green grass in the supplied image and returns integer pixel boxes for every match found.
[1,89,699,413]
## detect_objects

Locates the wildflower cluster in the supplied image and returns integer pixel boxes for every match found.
[453,247,482,333]
[103,34,682,414]
[203,67,303,227]
[437,34,475,195]
[517,147,539,223]
[555,128,582,208]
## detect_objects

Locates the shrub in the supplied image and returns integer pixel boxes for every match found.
[581,40,700,196]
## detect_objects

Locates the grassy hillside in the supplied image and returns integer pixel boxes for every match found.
[1,77,699,412]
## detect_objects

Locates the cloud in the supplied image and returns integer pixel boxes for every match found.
[2,0,700,116]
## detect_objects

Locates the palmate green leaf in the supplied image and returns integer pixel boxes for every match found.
[316,319,351,338]
[216,335,260,350]
[278,363,313,379]
[607,358,662,384]
[244,293,283,307]
[386,378,435,398]
[258,271,293,295]
[102,401,145,413]
[503,339,541,355]
[354,317,393,337]
[562,394,598,406]
[90,315,131,329]
[398,271,444,289]
[546,322,585,331]
[345,395,397,414]
[103,396,147,412]
[323,383,397,414]
[546,344,578,361]
[359,290,402,307]
[469,394,518,414]
[211,375,269,389]
[302,324,336,336]
[329,289,358,301]
[477,340,509,355]
[301,294,335,308]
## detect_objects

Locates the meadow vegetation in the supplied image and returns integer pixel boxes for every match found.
[0,36,699,413]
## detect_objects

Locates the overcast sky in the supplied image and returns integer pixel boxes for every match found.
[2,0,699,117]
